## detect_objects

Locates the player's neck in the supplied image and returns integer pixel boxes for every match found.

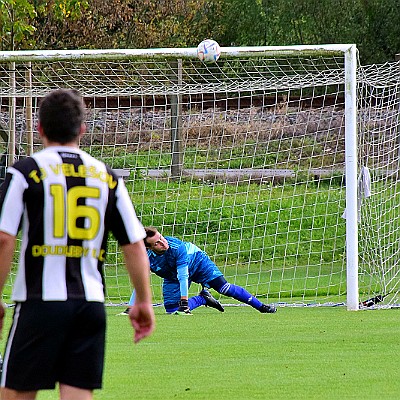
[43,139,79,148]
[45,143,79,148]
[153,249,166,255]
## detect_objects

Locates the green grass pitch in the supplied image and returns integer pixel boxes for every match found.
[2,305,398,399]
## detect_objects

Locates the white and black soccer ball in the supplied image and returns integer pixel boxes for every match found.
[196,39,221,63]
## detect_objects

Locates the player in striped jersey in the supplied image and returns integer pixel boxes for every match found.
[0,89,155,400]
[125,227,277,315]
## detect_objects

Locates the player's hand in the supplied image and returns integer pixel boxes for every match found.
[175,299,191,315]
[129,302,155,344]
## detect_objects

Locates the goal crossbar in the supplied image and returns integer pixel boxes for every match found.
[0,44,354,63]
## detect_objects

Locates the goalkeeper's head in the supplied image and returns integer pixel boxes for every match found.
[38,89,86,145]
[144,226,169,254]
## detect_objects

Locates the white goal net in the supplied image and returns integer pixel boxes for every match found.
[0,45,398,309]
[357,61,400,308]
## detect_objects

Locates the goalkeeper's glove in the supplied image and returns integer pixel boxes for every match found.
[174,299,192,315]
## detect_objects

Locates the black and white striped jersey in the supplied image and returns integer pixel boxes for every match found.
[0,146,145,302]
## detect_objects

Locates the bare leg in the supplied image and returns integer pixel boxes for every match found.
[59,384,93,400]
[0,388,37,400]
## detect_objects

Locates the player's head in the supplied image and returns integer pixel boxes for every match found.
[38,89,86,144]
[144,227,169,253]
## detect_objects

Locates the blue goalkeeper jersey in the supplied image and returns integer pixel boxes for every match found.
[147,236,222,297]
[147,236,204,279]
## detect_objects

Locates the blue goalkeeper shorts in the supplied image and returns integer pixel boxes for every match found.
[163,256,223,309]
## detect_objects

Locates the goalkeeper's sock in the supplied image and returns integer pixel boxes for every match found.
[188,295,207,311]
[165,297,205,313]
[219,283,263,310]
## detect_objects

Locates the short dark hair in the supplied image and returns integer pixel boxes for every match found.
[144,227,158,247]
[38,89,85,144]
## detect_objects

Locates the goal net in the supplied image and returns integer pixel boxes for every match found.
[357,61,400,308]
[0,45,397,309]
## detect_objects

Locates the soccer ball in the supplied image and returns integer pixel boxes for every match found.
[197,39,221,63]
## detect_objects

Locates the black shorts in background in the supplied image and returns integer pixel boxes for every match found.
[1,300,106,391]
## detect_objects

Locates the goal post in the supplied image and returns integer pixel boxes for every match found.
[344,44,359,310]
[0,44,392,311]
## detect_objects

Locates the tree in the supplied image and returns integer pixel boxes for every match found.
[0,0,90,50]
[1,0,398,63]
[3,0,225,50]
[34,0,131,49]
[0,0,36,50]
[358,0,400,63]
[125,0,225,48]
[218,0,266,46]
[220,0,399,63]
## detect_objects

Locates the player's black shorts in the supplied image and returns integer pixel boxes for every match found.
[1,299,106,391]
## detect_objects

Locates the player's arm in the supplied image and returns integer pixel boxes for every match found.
[0,170,24,335]
[175,244,190,312]
[0,231,16,334]
[122,240,155,343]
[110,177,155,339]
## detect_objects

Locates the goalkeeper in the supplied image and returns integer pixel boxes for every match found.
[125,227,276,315]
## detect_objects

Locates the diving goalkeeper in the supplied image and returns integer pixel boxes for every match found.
[124,226,277,315]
